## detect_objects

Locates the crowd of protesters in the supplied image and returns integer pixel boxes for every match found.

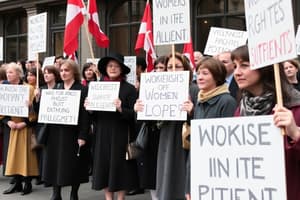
[0,47,300,200]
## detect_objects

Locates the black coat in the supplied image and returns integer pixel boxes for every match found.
[42,81,90,186]
[92,80,139,192]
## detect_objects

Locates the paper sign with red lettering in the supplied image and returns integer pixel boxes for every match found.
[191,115,286,200]
[137,71,189,121]
[245,0,297,69]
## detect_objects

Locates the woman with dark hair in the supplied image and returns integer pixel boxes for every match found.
[232,45,300,200]
[184,57,237,200]
[135,52,195,200]
[26,67,45,88]
[88,53,139,200]
[81,62,97,86]
[153,56,167,72]
[42,60,90,200]
[281,59,300,91]
[34,65,61,185]
[132,56,168,199]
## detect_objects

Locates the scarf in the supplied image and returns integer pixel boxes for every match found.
[103,76,123,82]
[198,84,229,103]
[240,91,274,116]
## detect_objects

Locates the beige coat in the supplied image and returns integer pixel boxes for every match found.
[5,84,39,176]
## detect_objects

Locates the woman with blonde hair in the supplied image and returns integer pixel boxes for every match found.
[2,62,39,195]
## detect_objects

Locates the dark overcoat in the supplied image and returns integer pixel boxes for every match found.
[42,81,90,186]
[92,80,139,192]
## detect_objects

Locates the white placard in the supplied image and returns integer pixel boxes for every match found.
[191,115,286,200]
[0,84,29,117]
[153,0,190,45]
[204,27,248,56]
[86,58,100,65]
[38,89,81,125]
[245,0,297,69]
[124,56,136,86]
[296,25,300,55]
[0,37,3,61]
[137,71,189,121]
[86,81,120,112]
[28,12,47,58]
[42,56,55,69]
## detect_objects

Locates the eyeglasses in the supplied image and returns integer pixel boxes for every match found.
[167,65,184,70]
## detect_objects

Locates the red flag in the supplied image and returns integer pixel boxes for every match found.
[183,38,195,70]
[88,0,109,48]
[63,0,84,58]
[135,2,156,72]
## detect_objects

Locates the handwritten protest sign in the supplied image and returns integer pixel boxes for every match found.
[42,56,55,69]
[153,0,190,45]
[296,25,300,55]
[38,89,81,125]
[191,115,286,200]
[0,85,29,117]
[204,27,248,56]
[137,71,189,121]
[124,56,136,86]
[86,81,120,112]
[86,58,100,65]
[245,0,297,69]
[28,12,47,61]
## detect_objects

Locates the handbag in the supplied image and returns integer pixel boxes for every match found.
[31,133,42,150]
[182,122,190,150]
[126,128,143,160]
[134,122,148,149]
[126,142,143,160]
[36,124,48,146]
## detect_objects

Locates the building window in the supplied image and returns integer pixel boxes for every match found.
[4,12,27,62]
[109,1,146,55]
[49,4,66,57]
[194,0,245,53]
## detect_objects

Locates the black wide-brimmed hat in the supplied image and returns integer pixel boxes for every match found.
[98,53,130,76]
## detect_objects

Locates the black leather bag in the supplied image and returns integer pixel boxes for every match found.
[126,142,143,160]
[37,124,49,146]
[134,122,148,150]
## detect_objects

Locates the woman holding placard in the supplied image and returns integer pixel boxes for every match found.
[87,53,139,200]
[184,57,237,200]
[134,52,195,200]
[232,45,300,200]
[1,62,39,195]
[33,65,61,186]
[41,60,90,200]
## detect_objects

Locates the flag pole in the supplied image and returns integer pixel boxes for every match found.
[273,63,285,136]
[172,44,175,71]
[36,53,39,89]
[82,0,95,59]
